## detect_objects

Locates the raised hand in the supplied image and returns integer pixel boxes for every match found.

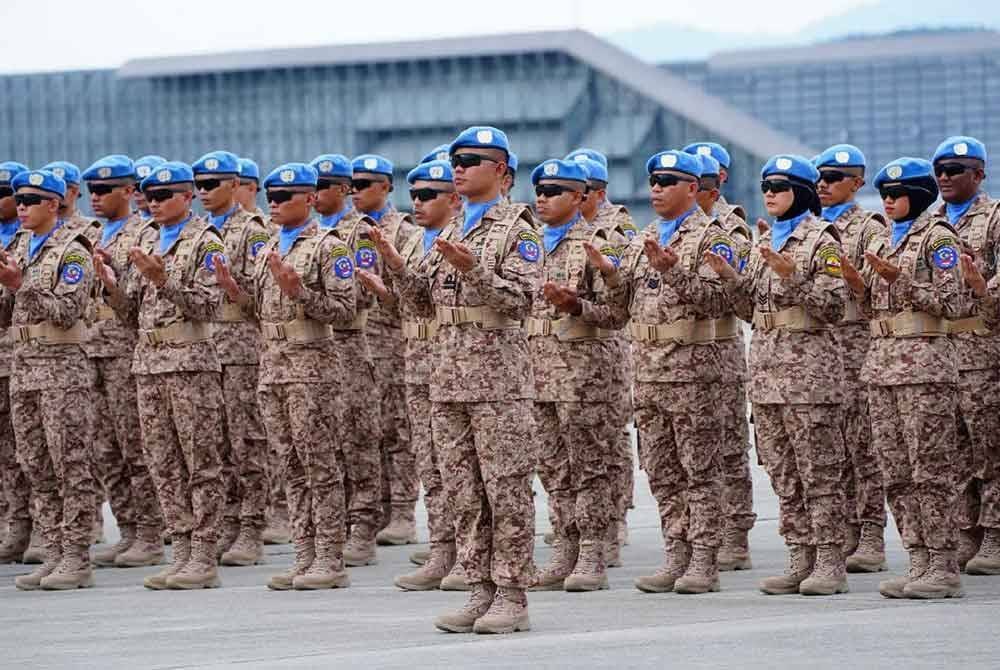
[864,252,900,284]
[435,238,475,273]
[368,227,404,272]
[961,253,987,297]
[702,250,737,280]
[840,256,866,297]
[759,246,796,279]
[542,281,581,315]
[214,257,243,302]
[756,218,770,237]
[583,242,617,276]
[267,250,303,298]
[643,237,679,273]
[0,250,21,291]
[357,269,390,300]
[129,247,167,287]
[93,252,117,290]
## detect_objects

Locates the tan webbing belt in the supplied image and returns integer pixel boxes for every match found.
[713,315,740,340]
[435,306,521,330]
[260,319,331,343]
[627,318,716,345]
[524,317,611,341]
[948,316,990,336]
[402,320,439,340]
[94,303,116,322]
[869,311,949,338]
[331,309,369,332]
[218,303,246,323]
[138,321,213,345]
[12,321,89,345]
[752,307,827,332]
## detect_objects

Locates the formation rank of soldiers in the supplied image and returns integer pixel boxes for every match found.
[0,125,997,634]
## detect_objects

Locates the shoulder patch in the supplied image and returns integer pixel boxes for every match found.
[930,236,959,270]
[202,240,226,272]
[248,232,269,258]
[355,238,378,269]
[599,245,622,268]
[517,229,540,244]
[63,251,89,267]
[60,261,85,285]
[708,235,734,265]
[816,243,842,277]
[333,252,354,279]
[517,237,540,263]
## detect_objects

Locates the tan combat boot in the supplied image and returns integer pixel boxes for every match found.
[842,523,860,557]
[958,527,982,571]
[41,548,95,590]
[14,541,61,590]
[440,561,470,591]
[145,534,191,590]
[409,548,431,566]
[759,544,815,595]
[799,543,848,595]
[846,522,887,573]
[93,524,136,567]
[268,538,313,590]
[221,526,264,566]
[22,527,45,564]
[879,546,928,599]
[293,543,351,590]
[564,540,609,592]
[262,508,291,545]
[344,524,378,566]
[434,582,496,633]
[115,527,165,568]
[166,537,220,590]
[530,537,579,591]
[635,539,692,593]
[473,586,531,634]
[903,549,964,599]
[965,528,1000,575]
[0,519,32,563]
[216,519,240,560]
[395,542,456,591]
[604,523,622,569]
[674,544,721,594]
[718,527,752,571]
[376,503,418,546]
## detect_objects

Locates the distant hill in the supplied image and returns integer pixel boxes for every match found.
[608,0,1000,62]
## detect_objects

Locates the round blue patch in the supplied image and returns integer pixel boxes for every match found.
[518,239,540,263]
[932,245,958,270]
[356,247,377,269]
[711,242,734,264]
[606,254,621,268]
[204,251,225,272]
[61,262,84,285]
[250,241,266,258]
[334,256,354,279]
[624,229,637,241]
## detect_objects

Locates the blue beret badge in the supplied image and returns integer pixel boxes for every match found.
[931,238,958,270]
[61,262,85,285]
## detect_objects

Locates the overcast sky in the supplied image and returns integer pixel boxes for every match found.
[3,0,878,74]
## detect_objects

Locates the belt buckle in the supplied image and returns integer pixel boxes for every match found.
[643,324,657,342]
[417,323,428,340]
[761,313,775,330]
[438,307,458,326]
[141,330,161,345]
[15,326,30,343]
[877,320,891,337]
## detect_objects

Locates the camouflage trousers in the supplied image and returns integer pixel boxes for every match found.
[12,387,97,552]
[635,382,724,548]
[406,383,454,545]
[220,364,267,532]
[90,356,163,537]
[136,372,224,544]
[259,382,346,553]
[432,399,536,589]
[754,403,845,547]
[535,400,614,542]
[0,377,30,526]
[265,430,287,518]
[955,368,1000,531]
[840,371,886,528]
[374,353,417,510]
[606,392,634,520]
[336,354,382,533]
[720,381,756,532]
[870,383,959,551]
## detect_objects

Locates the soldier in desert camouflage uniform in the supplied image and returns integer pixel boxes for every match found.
[132,156,167,223]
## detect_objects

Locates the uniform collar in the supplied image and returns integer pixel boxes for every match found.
[208,204,239,230]
[319,204,352,229]
[821,201,856,222]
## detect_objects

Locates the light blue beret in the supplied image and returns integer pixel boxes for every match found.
[192,150,240,176]
[310,154,353,179]
[263,162,319,189]
[352,154,393,177]
[139,161,195,191]
[873,157,934,189]
[683,142,731,169]
[134,155,168,181]
[83,155,135,182]
[933,136,987,164]
[761,154,819,183]
[407,160,454,185]
[420,144,452,165]
[530,159,588,185]
[698,154,721,178]
[238,158,260,182]
[449,126,510,158]
[647,150,702,178]
[814,144,866,170]
[565,148,608,168]
[575,157,608,184]
[41,161,81,185]
[0,161,29,185]
[13,169,66,198]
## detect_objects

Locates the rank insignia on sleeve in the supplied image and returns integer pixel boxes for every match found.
[600,245,621,268]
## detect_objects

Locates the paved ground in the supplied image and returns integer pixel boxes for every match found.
[3,440,998,670]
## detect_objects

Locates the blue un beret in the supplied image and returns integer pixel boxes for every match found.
[698,154,721,179]
[263,163,319,189]
[352,154,393,178]
[576,157,608,184]
[449,126,510,159]
[134,155,168,181]
[192,150,241,176]
[13,169,67,198]
[531,159,588,186]
[83,155,136,182]
[647,150,703,178]
[683,142,731,170]
[565,148,608,168]
[407,160,454,185]
[139,161,195,191]
[41,161,81,185]
[873,157,935,190]
[761,154,820,184]
[933,136,987,164]
[238,158,260,183]
[0,161,31,185]
[420,144,452,165]
[814,144,866,170]
[507,152,519,173]
[310,154,353,179]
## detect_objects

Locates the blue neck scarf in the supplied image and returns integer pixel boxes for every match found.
[100,216,129,248]
[423,227,445,254]
[657,206,698,247]
[891,218,915,247]
[319,205,351,230]
[29,219,65,261]
[0,219,20,249]
[821,201,855,222]
[368,205,390,223]
[463,196,501,237]
[208,205,238,231]
[946,195,978,225]
[158,215,192,255]
[543,213,581,254]
[140,210,152,221]
[278,220,311,256]
[771,211,811,251]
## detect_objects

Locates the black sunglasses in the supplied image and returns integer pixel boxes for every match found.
[649,174,696,189]
[878,185,909,200]
[535,184,579,198]
[760,180,794,194]
[409,187,449,202]
[0,187,13,199]
[144,189,183,203]
[352,178,387,192]
[266,190,303,205]
[195,178,225,192]
[934,162,971,178]
[317,178,350,191]
[818,170,851,184]
[88,183,122,196]
[14,193,56,207]
[450,153,498,169]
